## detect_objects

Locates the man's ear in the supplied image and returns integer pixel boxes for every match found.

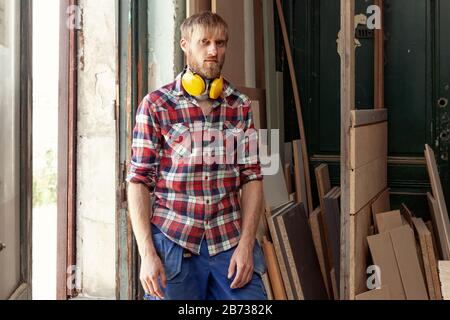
[180,38,188,53]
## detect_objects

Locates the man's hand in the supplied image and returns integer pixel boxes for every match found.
[227,242,254,289]
[140,253,167,299]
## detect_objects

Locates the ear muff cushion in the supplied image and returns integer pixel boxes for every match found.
[182,72,206,97]
[209,76,223,100]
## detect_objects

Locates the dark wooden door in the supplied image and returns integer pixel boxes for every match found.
[279,0,450,217]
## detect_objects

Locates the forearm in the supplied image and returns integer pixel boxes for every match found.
[239,180,263,247]
[127,182,157,258]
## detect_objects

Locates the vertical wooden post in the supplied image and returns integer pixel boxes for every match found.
[339,0,355,300]
[374,0,384,109]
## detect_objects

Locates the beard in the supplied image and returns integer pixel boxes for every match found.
[188,52,224,79]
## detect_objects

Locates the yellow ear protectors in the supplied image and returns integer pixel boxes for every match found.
[182,68,224,100]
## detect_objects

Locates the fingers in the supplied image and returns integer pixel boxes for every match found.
[150,275,165,300]
[140,277,152,296]
[230,263,254,289]
[228,258,237,280]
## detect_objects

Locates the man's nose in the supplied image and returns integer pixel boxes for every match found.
[207,43,218,56]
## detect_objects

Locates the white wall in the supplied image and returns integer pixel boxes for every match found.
[76,0,116,299]
[148,0,185,91]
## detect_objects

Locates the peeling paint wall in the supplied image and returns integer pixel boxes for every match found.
[76,0,116,299]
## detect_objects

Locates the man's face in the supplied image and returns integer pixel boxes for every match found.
[181,27,227,80]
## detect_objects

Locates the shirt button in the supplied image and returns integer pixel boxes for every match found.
[205,175,209,181]
[206,200,210,204]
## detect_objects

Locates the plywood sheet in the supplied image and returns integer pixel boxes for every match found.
[371,188,390,233]
[355,286,391,300]
[350,156,387,214]
[277,203,328,300]
[349,202,372,299]
[309,207,331,299]
[390,225,429,300]
[376,210,403,233]
[350,121,387,169]
[367,232,406,300]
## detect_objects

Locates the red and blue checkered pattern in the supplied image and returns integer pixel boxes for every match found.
[127,73,263,256]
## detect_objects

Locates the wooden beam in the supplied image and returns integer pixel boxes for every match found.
[339,0,355,300]
[374,0,384,109]
[275,0,313,215]
[262,236,287,300]
[425,145,450,259]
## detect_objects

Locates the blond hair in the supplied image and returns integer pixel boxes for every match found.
[180,11,229,42]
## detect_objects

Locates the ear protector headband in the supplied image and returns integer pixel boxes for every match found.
[181,67,223,100]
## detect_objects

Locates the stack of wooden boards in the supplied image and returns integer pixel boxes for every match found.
[354,144,450,300]
[259,139,342,300]
[258,117,450,300]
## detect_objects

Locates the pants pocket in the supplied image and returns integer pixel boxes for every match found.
[152,232,189,284]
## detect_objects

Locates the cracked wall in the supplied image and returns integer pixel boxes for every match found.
[76,0,116,299]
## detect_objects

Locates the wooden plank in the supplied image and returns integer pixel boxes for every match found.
[355,286,391,300]
[350,109,388,127]
[293,140,308,214]
[253,0,265,89]
[262,271,274,300]
[438,260,450,300]
[315,163,333,290]
[264,203,296,300]
[275,0,313,216]
[350,156,387,214]
[427,192,446,259]
[236,86,267,129]
[212,0,246,87]
[350,121,387,169]
[399,203,414,228]
[186,0,211,17]
[261,237,287,300]
[426,220,441,261]
[390,225,429,300]
[309,208,332,299]
[277,204,328,300]
[367,232,406,300]
[425,144,450,259]
[315,164,332,213]
[371,188,390,233]
[349,202,372,299]
[330,268,339,300]
[324,187,341,292]
[276,212,304,299]
[262,155,290,210]
[374,0,385,110]
[412,217,442,300]
[284,163,292,195]
[375,210,403,233]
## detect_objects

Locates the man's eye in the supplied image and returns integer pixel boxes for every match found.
[217,41,224,47]
[202,39,208,45]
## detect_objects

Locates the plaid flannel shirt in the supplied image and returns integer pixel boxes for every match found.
[127,73,263,256]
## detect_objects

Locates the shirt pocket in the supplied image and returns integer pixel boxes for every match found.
[161,123,191,159]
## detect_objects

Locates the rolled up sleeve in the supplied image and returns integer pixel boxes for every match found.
[126,95,161,193]
[238,101,263,186]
